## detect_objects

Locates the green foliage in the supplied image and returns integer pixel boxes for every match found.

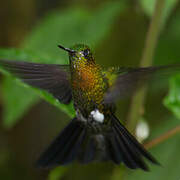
[48,167,68,180]
[156,10,180,120]
[164,75,180,119]
[0,1,127,129]
[1,77,38,129]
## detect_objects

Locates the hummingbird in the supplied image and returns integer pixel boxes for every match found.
[0,44,180,171]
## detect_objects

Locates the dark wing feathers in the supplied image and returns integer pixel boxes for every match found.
[0,60,72,104]
[105,65,180,103]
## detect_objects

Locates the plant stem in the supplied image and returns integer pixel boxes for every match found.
[126,0,166,133]
[145,125,180,149]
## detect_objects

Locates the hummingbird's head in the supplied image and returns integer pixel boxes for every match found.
[58,44,95,66]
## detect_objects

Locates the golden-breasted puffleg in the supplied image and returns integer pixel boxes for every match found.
[1,44,180,171]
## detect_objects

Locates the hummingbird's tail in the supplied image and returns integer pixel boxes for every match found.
[36,117,87,168]
[36,115,159,170]
[107,115,159,171]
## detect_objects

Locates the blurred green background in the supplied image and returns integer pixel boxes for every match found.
[0,0,180,179]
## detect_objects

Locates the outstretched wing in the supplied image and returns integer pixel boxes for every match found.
[104,65,180,103]
[0,60,72,104]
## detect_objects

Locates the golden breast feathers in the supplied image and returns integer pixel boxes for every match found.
[73,64,101,90]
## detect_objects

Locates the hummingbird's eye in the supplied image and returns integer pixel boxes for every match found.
[83,49,90,58]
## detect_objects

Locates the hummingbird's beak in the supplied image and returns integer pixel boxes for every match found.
[58,45,76,54]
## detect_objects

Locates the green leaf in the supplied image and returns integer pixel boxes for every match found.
[156,10,180,118]
[48,167,67,180]
[0,1,127,129]
[1,77,38,129]
[164,75,180,120]
[139,0,178,27]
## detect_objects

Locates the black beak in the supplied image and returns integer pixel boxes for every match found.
[58,45,76,54]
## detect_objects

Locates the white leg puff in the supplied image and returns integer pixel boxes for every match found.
[90,109,104,123]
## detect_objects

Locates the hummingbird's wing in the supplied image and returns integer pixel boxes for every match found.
[0,60,72,104]
[104,65,180,103]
